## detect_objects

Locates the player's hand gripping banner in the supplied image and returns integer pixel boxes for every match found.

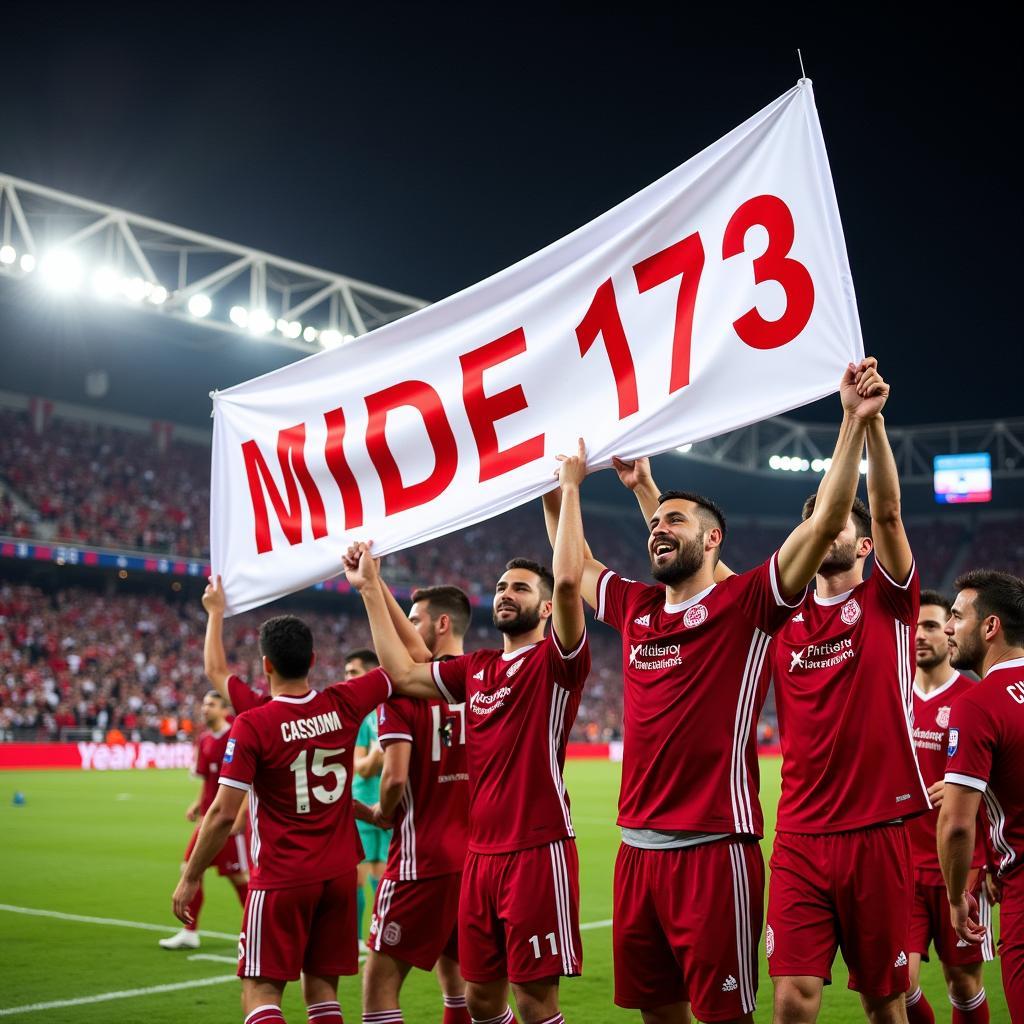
[212,80,863,614]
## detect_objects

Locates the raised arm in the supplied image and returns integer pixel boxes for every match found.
[344,546,440,700]
[378,573,433,663]
[775,359,887,597]
[865,412,913,582]
[542,487,605,611]
[201,575,232,700]
[551,439,588,649]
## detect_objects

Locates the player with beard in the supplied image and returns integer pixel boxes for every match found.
[344,441,591,1024]
[941,570,1024,1022]
[906,591,993,1024]
[543,361,886,1024]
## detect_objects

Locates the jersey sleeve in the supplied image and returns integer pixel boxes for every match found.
[218,714,259,793]
[871,558,919,624]
[945,694,998,792]
[192,738,208,779]
[227,674,264,713]
[432,655,470,704]
[595,569,650,632]
[377,699,414,747]
[548,629,591,691]
[732,551,807,634]
[332,668,393,723]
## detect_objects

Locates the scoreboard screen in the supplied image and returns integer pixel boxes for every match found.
[933,453,992,504]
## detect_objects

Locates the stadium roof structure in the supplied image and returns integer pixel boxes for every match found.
[0,173,428,354]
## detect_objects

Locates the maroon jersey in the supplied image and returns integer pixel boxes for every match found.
[194,726,233,814]
[218,669,392,889]
[377,696,469,880]
[431,631,589,854]
[771,561,931,833]
[945,656,1024,879]
[908,672,987,883]
[228,674,269,712]
[597,552,800,836]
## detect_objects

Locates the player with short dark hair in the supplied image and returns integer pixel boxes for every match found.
[905,589,994,1023]
[172,613,391,1024]
[159,688,250,951]
[941,570,1024,1022]
[345,439,592,1024]
[553,359,888,1024]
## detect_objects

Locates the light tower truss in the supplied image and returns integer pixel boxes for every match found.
[682,414,1024,482]
[0,173,428,353]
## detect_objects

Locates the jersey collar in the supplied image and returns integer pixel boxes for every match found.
[664,582,716,615]
[813,586,855,607]
[271,690,316,704]
[986,656,1024,677]
[211,725,231,738]
[913,672,960,702]
[501,643,537,662]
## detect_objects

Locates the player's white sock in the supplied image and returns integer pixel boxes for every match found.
[443,996,468,1008]
[308,999,344,1022]
[949,988,986,1012]
[535,1016,564,1024]
[471,1010,514,1024]
[245,1005,286,1024]
[362,1012,402,1024]
[157,928,200,950]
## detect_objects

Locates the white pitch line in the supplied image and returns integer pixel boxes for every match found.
[188,953,239,964]
[580,918,613,930]
[0,975,237,1017]
[0,903,237,941]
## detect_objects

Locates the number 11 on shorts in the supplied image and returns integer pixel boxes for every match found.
[528,932,558,958]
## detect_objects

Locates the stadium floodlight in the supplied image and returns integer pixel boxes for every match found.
[188,293,212,318]
[285,320,302,340]
[121,276,150,302]
[92,267,121,299]
[320,329,343,348]
[0,244,15,265]
[248,309,274,335]
[229,305,249,328]
[19,253,36,272]
[39,249,83,292]
[148,285,168,305]
[302,326,319,343]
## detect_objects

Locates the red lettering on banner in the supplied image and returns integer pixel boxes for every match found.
[460,329,544,482]
[722,194,814,350]
[242,424,328,554]
[576,279,639,420]
[365,381,458,515]
[633,232,705,395]
[323,407,364,530]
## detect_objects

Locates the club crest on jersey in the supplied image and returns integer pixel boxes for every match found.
[506,658,525,678]
[383,921,402,945]
[223,738,236,763]
[936,706,951,729]
[840,598,861,625]
[683,604,708,628]
[948,728,959,756]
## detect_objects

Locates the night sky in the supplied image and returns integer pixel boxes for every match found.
[0,15,1019,435]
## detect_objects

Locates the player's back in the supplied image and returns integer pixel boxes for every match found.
[220,670,392,889]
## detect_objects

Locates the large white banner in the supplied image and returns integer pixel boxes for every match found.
[212,80,862,615]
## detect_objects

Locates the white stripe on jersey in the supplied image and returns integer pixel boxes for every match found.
[249,791,261,867]
[372,879,396,952]
[982,787,1017,874]
[978,885,995,961]
[399,783,417,880]
[234,833,248,871]
[596,571,613,623]
[728,843,757,1015]
[548,841,576,975]
[730,629,769,834]
[243,889,264,977]
[547,684,574,837]
[895,619,932,805]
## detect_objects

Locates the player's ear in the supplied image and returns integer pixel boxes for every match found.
[541,598,553,620]
[983,614,1001,643]
[261,654,273,679]
[437,613,450,636]
[858,536,873,559]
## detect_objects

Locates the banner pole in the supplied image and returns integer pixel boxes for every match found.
[797,48,808,81]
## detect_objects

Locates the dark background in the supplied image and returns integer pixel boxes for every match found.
[0,14,1019,514]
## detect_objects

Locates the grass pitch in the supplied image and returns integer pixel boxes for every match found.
[0,759,1010,1022]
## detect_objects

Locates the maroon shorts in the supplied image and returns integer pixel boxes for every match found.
[186,825,248,877]
[237,871,358,981]
[459,840,581,985]
[1001,869,1024,1022]
[767,823,913,996]
[909,873,994,965]
[613,839,763,1021]
[368,872,461,971]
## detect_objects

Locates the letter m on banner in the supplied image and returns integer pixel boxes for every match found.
[242,424,327,553]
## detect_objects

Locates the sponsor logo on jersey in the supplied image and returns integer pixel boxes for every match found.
[628,642,683,670]
[721,975,738,992]
[896,792,911,802]
[936,705,951,729]
[894,950,908,968]
[788,637,855,673]
[683,604,708,628]
[506,658,525,679]
[840,598,862,625]
[792,612,804,623]
[766,924,774,958]
[280,710,343,743]
[223,738,236,763]
[469,687,512,716]
[948,728,959,756]
[634,614,651,627]
[912,725,945,752]
[472,670,485,681]
[383,921,402,945]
